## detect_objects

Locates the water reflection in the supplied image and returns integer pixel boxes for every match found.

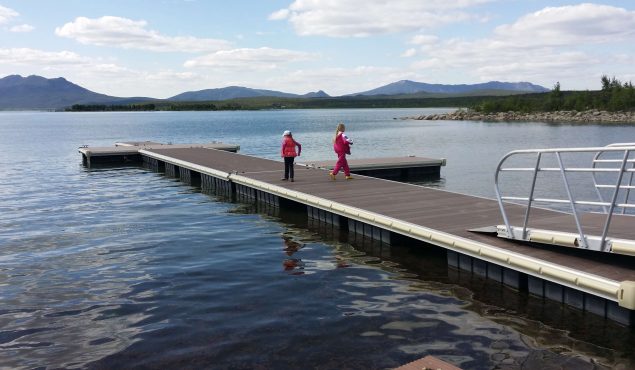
[291,214,633,369]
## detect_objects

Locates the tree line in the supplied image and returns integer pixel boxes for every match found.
[67,104,156,111]
[66,102,247,111]
[473,76,635,113]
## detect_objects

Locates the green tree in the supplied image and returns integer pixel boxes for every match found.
[546,81,563,111]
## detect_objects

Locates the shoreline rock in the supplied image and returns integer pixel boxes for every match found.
[400,109,635,123]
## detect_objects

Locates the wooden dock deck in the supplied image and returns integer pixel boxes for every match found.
[78,141,240,167]
[304,156,445,179]
[98,146,635,325]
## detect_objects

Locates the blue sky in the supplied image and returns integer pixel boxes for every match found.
[1,1,634,98]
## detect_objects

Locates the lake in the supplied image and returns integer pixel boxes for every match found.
[1,108,634,369]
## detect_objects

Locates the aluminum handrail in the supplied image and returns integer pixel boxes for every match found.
[596,184,635,189]
[495,144,635,252]
[500,196,635,208]
[500,167,635,172]
[593,143,635,214]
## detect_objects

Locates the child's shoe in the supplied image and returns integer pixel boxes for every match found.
[345,175,353,180]
[329,172,336,180]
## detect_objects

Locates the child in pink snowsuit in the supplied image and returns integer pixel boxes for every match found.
[329,123,353,180]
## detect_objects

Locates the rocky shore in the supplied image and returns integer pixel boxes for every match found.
[401,109,635,123]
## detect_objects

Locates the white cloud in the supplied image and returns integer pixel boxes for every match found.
[55,16,231,52]
[145,70,198,82]
[0,48,91,65]
[268,8,290,21]
[494,3,635,46]
[184,47,313,69]
[10,24,34,33]
[400,48,417,58]
[410,4,635,88]
[0,5,18,24]
[269,0,494,37]
[409,34,439,45]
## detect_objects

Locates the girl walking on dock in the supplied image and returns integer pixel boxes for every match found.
[281,130,301,182]
[330,123,353,180]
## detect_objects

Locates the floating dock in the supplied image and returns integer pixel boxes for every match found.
[80,144,635,326]
[304,156,445,180]
[78,141,240,167]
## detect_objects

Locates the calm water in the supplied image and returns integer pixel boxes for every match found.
[1,109,634,369]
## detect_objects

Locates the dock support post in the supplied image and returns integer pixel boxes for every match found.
[200,174,232,199]
[607,301,635,325]
[142,156,164,172]
[346,218,390,244]
[565,288,584,310]
[178,168,200,186]
[165,163,180,178]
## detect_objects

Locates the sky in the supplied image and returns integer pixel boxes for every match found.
[1,0,634,98]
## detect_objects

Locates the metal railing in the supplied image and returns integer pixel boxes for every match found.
[494,143,635,252]
[592,143,635,215]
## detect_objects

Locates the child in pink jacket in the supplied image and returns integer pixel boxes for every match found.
[281,130,301,182]
[329,123,353,180]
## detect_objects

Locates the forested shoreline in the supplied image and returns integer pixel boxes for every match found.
[472,76,635,113]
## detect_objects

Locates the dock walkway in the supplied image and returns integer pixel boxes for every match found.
[79,141,240,167]
[132,147,635,324]
[305,156,445,179]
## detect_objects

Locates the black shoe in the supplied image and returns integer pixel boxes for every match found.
[290,178,294,182]
[281,178,288,181]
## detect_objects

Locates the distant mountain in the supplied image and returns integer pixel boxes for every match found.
[169,86,295,101]
[303,90,330,98]
[0,75,154,110]
[170,86,331,101]
[351,80,549,96]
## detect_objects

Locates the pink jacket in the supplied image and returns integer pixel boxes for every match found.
[281,136,301,157]
[333,132,352,155]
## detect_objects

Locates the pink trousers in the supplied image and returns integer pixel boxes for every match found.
[332,153,350,176]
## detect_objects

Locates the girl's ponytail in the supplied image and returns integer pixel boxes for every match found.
[333,123,345,143]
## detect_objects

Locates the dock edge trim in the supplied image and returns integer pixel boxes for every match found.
[140,150,231,180]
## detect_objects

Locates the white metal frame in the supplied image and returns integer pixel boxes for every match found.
[592,143,635,215]
[494,143,635,252]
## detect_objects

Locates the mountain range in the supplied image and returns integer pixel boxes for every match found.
[353,79,548,95]
[170,86,330,101]
[0,74,549,110]
[0,75,154,110]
